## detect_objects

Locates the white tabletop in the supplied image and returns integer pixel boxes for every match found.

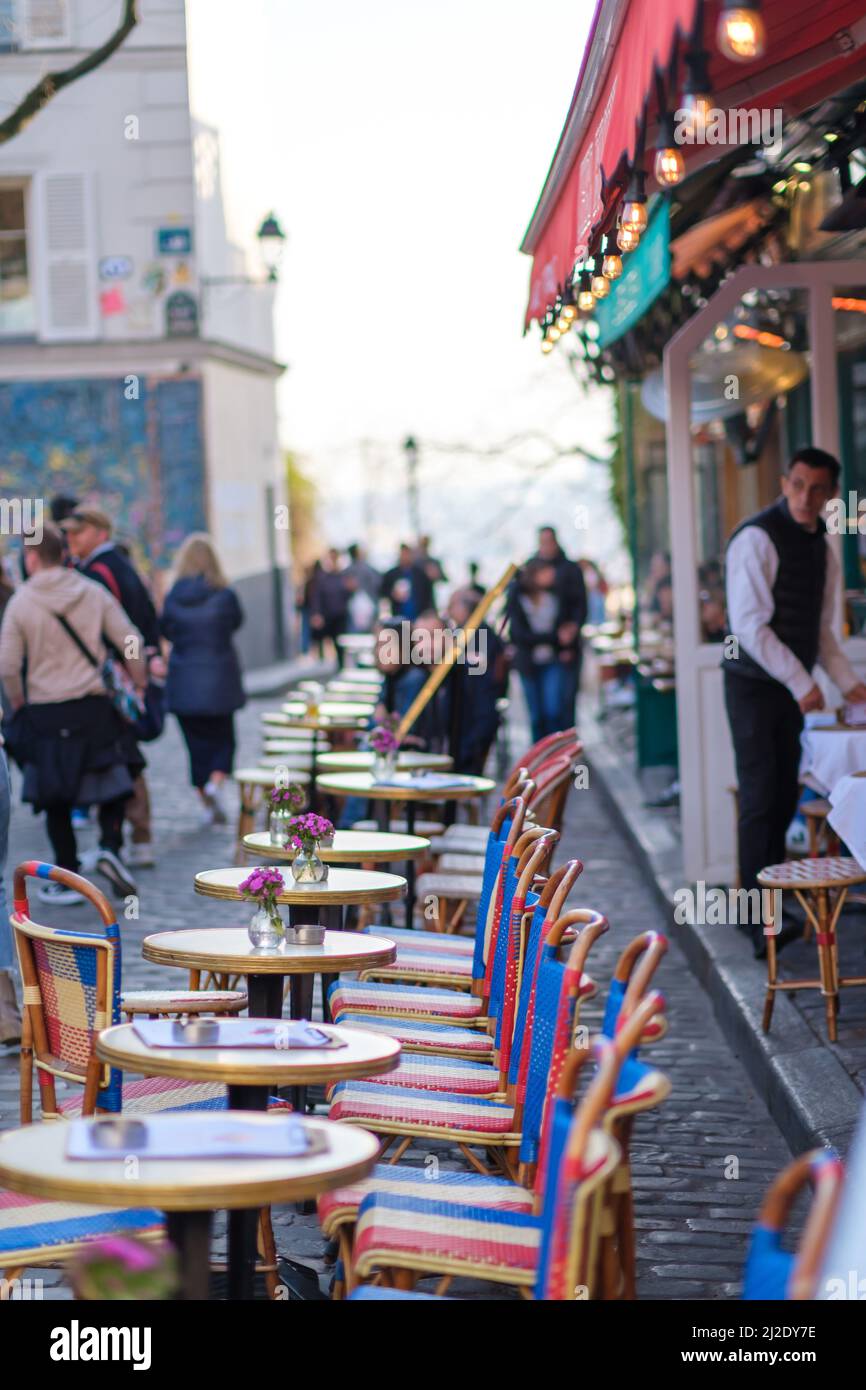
[828,772,866,869]
[799,726,866,795]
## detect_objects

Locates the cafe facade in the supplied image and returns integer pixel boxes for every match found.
[522,0,866,883]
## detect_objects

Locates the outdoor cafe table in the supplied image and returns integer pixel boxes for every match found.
[282,700,374,719]
[316,750,453,773]
[800,722,866,794]
[144,921,400,1021]
[232,766,312,845]
[0,1113,378,1301]
[314,771,496,925]
[242,828,430,865]
[264,710,369,808]
[828,771,866,869]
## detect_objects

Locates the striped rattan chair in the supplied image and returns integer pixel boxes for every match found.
[349,1036,625,1298]
[743,1149,844,1300]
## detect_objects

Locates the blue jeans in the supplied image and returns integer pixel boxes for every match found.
[520,664,564,745]
[0,753,11,972]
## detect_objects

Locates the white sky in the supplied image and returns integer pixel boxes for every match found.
[187,0,623,578]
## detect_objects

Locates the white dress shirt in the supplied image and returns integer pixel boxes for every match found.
[725,524,857,702]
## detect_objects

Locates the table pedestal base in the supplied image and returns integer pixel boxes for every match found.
[166,1210,212,1300]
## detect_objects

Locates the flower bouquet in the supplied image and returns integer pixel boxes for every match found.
[269,781,306,846]
[238,865,286,948]
[69,1235,178,1301]
[286,812,334,884]
[370,713,400,777]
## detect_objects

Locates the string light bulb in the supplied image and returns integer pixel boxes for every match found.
[601,237,623,280]
[541,337,554,354]
[577,272,595,313]
[716,1,766,62]
[681,45,712,143]
[621,169,648,233]
[617,220,640,253]
[654,114,685,186]
[590,264,611,299]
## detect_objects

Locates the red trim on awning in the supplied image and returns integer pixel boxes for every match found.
[523,0,866,327]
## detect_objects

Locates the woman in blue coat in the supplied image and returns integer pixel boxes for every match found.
[161,533,246,825]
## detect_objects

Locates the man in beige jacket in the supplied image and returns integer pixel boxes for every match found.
[0,524,146,908]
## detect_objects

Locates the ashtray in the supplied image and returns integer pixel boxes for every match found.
[294,923,326,945]
[90,1117,148,1151]
[171,1017,220,1044]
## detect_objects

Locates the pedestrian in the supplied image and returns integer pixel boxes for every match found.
[381,543,435,621]
[506,559,565,744]
[0,524,145,905]
[161,533,246,826]
[345,542,381,633]
[61,506,163,868]
[296,561,318,654]
[531,525,588,729]
[579,557,609,626]
[724,446,866,958]
[309,547,350,665]
[0,744,18,1043]
[445,587,506,774]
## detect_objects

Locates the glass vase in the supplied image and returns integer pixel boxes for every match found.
[269,807,293,848]
[291,849,329,885]
[247,906,285,949]
[372,749,397,780]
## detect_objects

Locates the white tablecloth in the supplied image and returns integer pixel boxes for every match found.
[828,773,866,869]
[799,728,866,795]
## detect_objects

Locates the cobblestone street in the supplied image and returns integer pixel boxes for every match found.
[0,698,797,1299]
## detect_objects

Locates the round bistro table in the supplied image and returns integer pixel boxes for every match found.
[241,828,430,865]
[314,771,496,925]
[263,711,369,809]
[0,1113,378,1301]
[232,766,312,847]
[316,751,453,773]
[144,920,399,1022]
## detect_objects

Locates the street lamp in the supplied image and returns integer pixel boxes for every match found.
[201,213,288,290]
[404,435,420,537]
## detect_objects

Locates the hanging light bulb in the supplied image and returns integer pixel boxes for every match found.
[654,113,685,186]
[616,220,640,253]
[716,1,766,62]
[590,266,611,299]
[576,271,595,313]
[601,236,623,280]
[680,45,712,144]
[621,169,648,233]
[547,323,561,342]
[560,298,577,322]
[557,312,573,332]
[541,337,554,355]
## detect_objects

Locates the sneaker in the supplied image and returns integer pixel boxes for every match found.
[95,848,138,898]
[37,881,84,908]
[127,841,156,868]
[203,779,228,825]
[78,847,100,873]
[71,807,91,829]
[199,804,216,828]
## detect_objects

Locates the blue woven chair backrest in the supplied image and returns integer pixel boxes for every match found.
[486,854,519,1017]
[507,897,548,1091]
[519,943,568,1167]
[470,820,513,984]
[533,1094,574,1296]
[494,887,539,1069]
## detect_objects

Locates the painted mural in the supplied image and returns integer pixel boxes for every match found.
[0,376,206,575]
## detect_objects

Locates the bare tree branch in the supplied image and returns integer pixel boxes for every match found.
[0,0,138,146]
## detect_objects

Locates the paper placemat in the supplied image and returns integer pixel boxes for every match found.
[131,1019,345,1050]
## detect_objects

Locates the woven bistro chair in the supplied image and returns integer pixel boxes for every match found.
[327,883,602,1191]
[232,765,312,848]
[797,797,840,860]
[431,753,577,873]
[757,856,866,1041]
[10,863,283,1296]
[320,899,608,1293]
[349,1037,625,1299]
[743,1149,844,1300]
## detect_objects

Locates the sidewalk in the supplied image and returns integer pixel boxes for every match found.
[581,704,865,1156]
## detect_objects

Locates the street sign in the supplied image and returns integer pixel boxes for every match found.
[165,291,199,337]
[157,227,193,256]
[99,255,133,280]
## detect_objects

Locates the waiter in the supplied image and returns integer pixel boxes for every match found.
[725,446,866,957]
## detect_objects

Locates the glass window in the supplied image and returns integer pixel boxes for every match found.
[0,0,18,51]
[0,183,35,335]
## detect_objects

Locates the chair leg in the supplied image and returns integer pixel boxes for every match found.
[257,1207,279,1299]
[0,1268,25,1298]
[762,931,778,1033]
[815,888,839,1043]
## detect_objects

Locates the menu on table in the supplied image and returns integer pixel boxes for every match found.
[131,1019,344,1050]
[66,1113,327,1161]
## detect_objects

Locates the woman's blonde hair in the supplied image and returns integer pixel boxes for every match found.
[173,532,228,589]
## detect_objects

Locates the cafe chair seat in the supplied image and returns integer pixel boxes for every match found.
[329,1080,518,1138]
[362,925,474,957]
[358,950,474,987]
[350,818,446,838]
[319,1163,531,1239]
[329,979,485,1022]
[332,1012,494,1057]
[58,1075,229,1117]
[347,1285,452,1300]
[0,1190,163,1275]
[436,854,487,875]
[346,1054,502,1096]
[120,989,247,1017]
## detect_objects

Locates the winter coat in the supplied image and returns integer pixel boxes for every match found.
[161,576,246,716]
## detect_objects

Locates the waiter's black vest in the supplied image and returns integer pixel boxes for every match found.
[726,497,827,685]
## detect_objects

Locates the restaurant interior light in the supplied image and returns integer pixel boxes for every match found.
[716,1,766,63]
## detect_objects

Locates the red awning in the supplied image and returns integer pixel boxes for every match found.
[523,0,866,326]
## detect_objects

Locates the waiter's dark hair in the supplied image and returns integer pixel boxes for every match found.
[787,446,841,485]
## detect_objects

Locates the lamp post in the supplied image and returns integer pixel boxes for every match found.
[404,434,420,537]
[201,213,287,290]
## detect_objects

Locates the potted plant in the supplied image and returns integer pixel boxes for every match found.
[287,812,334,884]
[238,865,286,948]
[269,781,306,846]
[370,714,400,778]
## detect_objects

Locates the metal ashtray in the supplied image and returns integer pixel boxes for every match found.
[172,1017,220,1044]
[90,1117,148,1151]
[294,923,326,945]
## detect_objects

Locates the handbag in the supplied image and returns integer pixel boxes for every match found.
[54,613,145,725]
[1,704,35,768]
[131,679,166,742]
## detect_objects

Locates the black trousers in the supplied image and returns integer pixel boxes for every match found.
[45,798,127,872]
[723,670,803,897]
